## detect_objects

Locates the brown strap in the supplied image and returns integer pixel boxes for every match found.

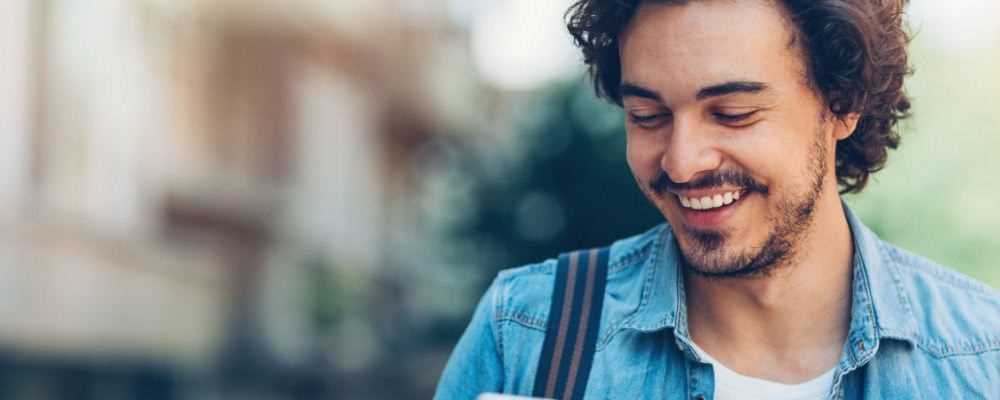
[532,247,609,399]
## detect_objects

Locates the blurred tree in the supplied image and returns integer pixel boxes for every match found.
[410,80,663,398]
[445,80,662,289]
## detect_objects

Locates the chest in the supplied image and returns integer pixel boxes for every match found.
[502,329,991,399]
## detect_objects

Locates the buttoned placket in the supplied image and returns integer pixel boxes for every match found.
[827,240,882,400]
[671,263,716,400]
[685,358,714,400]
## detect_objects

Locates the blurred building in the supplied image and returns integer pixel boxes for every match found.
[0,0,481,398]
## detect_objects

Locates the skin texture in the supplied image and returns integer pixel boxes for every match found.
[619,0,860,384]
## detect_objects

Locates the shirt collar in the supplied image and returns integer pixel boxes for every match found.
[840,202,919,359]
[620,201,919,353]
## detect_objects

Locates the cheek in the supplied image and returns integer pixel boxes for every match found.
[625,131,661,180]
[720,123,799,185]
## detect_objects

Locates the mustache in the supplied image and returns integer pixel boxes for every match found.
[650,170,769,196]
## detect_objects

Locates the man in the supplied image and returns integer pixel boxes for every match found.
[436,0,1000,398]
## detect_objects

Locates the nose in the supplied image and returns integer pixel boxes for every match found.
[659,114,723,184]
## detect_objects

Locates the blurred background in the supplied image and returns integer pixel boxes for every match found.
[0,0,997,398]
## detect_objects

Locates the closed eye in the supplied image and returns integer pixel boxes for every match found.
[713,110,757,125]
[628,112,671,128]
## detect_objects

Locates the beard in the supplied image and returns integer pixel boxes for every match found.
[665,132,829,279]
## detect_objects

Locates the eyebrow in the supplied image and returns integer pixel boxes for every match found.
[619,82,663,102]
[619,80,769,102]
[696,81,768,100]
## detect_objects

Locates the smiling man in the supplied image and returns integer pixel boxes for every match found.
[435,0,1000,399]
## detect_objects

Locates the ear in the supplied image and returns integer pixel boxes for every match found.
[833,113,860,141]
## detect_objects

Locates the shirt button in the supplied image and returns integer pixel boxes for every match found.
[857,341,866,352]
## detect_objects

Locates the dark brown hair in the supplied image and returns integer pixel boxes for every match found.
[566,0,912,193]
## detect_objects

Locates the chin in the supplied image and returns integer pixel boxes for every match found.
[678,224,792,278]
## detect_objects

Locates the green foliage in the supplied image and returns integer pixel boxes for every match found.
[847,40,1000,288]
[446,82,663,284]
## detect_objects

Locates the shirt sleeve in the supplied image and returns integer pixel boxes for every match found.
[433,276,505,399]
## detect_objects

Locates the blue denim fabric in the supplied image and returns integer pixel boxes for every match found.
[435,205,1000,399]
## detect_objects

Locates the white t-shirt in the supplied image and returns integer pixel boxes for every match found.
[690,342,836,400]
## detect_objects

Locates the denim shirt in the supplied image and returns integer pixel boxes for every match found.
[435,205,1000,399]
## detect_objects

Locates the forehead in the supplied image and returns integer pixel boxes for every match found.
[619,0,805,102]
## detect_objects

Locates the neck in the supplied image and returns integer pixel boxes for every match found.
[684,191,854,383]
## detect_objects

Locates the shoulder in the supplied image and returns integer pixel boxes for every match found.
[490,224,667,332]
[879,241,1000,357]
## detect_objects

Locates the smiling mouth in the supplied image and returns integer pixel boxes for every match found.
[676,190,747,211]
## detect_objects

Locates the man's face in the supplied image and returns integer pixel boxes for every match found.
[619,0,845,277]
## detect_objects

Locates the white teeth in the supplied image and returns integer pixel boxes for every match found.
[676,190,745,210]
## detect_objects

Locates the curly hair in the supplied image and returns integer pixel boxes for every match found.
[566,0,912,194]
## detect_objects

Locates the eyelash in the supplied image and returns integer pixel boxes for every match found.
[713,111,757,124]
[628,110,758,128]
[630,114,666,124]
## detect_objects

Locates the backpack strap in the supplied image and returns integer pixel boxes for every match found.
[532,247,610,400]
